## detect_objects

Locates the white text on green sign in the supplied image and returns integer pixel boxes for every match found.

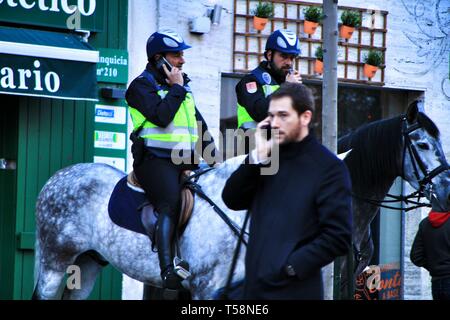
[97,48,128,84]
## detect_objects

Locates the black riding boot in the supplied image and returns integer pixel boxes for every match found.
[156,214,184,293]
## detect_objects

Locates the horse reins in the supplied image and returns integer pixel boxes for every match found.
[183,167,250,298]
[182,167,249,245]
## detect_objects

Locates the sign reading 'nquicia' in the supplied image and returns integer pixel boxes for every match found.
[0,0,104,31]
[97,48,128,84]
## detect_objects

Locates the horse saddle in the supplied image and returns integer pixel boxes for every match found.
[108,171,195,238]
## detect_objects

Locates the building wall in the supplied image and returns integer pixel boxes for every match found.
[308,0,450,301]
[123,0,158,300]
[125,0,449,299]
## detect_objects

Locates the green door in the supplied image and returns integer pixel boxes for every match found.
[0,95,122,299]
[0,94,19,299]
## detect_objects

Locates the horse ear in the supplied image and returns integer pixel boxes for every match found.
[406,101,419,123]
[337,149,352,160]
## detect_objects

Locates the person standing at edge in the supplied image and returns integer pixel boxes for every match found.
[411,210,450,300]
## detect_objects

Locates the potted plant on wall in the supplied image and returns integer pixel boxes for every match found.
[314,46,323,74]
[363,50,383,78]
[252,1,274,31]
[340,10,361,39]
[303,6,322,35]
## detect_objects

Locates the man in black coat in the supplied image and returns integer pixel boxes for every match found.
[410,211,450,300]
[222,83,352,300]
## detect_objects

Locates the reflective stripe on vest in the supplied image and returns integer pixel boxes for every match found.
[237,83,280,129]
[129,71,198,150]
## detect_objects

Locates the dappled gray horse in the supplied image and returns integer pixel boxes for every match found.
[33,101,449,300]
[33,155,248,300]
[338,101,450,294]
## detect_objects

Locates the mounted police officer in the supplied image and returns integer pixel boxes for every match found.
[125,30,218,298]
[235,29,303,133]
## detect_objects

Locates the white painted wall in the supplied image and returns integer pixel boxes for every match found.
[123,0,158,300]
[124,0,449,300]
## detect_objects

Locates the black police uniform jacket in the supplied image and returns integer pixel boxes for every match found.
[235,61,285,123]
[222,134,353,299]
[125,62,217,161]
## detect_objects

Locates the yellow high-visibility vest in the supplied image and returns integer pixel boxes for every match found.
[129,70,198,150]
[237,66,280,129]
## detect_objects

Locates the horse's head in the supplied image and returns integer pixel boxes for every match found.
[402,101,450,212]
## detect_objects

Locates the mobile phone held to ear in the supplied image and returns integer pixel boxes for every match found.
[261,124,271,140]
[156,56,172,74]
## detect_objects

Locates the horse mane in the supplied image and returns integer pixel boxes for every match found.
[338,111,439,193]
[417,112,440,139]
[338,116,403,193]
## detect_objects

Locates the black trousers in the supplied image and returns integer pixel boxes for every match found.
[133,152,197,218]
[432,277,450,300]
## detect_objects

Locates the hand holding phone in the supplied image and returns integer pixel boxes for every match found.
[286,69,302,84]
[253,118,273,163]
[156,57,183,86]
[156,56,172,73]
[261,124,272,141]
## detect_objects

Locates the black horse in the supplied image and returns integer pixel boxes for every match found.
[337,101,450,297]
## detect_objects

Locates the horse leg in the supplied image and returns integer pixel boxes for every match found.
[354,229,374,278]
[61,251,107,300]
[339,228,375,299]
[32,266,66,300]
[338,254,354,299]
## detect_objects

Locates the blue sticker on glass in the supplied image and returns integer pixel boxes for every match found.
[96,108,115,118]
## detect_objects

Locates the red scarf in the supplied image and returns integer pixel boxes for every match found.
[428,211,450,228]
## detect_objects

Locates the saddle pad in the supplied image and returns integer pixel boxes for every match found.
[108,176,149,236]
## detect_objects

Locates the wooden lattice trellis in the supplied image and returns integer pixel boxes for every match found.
[233,0,388,86]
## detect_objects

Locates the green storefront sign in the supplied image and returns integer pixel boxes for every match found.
[97,48,128,84]
[0,26,98,101]
[0,54,98,100]
[0,0,104,31]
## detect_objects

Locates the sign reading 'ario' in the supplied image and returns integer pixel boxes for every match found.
[0,0,104,31]
[0,54,97,100]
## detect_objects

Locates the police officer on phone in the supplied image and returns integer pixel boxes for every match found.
[125,30,218,298]
[236,29,302,132]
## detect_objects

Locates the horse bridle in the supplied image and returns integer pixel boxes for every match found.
[401,116,449,198]
[352,116,449,212]
[353,116,450,265]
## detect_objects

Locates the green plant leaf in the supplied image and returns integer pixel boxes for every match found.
[363,50,383,67]
[252,2,275,19]
[304,6,323,23]
[341,10,361,28]
[315,46,323,61]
